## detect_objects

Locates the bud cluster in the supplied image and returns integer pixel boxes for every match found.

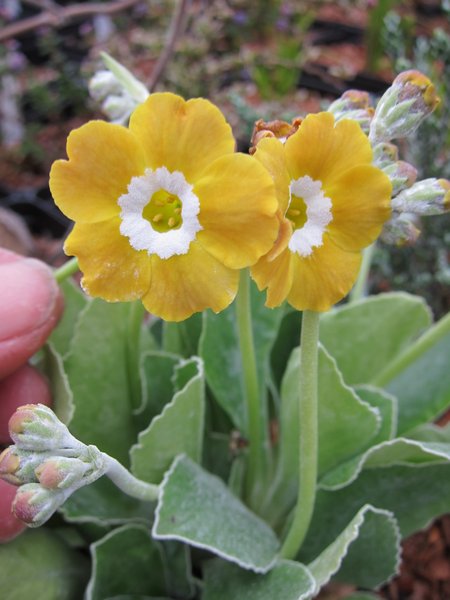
[0,404,107,527]
[328,90,374,133]
[369,70,440,145]
[89,52,149,125]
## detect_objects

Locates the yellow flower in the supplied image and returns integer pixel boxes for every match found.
[251,112,392,312]
[50,93,278,321]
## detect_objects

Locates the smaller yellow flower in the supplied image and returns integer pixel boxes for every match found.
[50,93,279,321]
[251,112,392,312]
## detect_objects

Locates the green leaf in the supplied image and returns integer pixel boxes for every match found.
[153,455,279,573]
[131,357,205,484]
[320,293,431,385]
[308,505,400,591]
[41,343,74,424]
[159,542,195,599]
[354,385,397,442]
[199,279,284,432]
[264,346,379,524]
[138,351,180,426]
[386,329,450,434]
[203,559,315,600]
[320,437,450,491]
[0,529,89,600]
[86,524,166,600]
[49,279,87,358]
[300,463,450,564]
[162,313,203,357]
[64,300,137,465]
[60,477,153,525]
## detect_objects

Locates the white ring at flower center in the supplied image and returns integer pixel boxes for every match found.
[288,175,332,257]
[118,167,202,260]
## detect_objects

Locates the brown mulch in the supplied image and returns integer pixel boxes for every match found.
[380,516,450,600]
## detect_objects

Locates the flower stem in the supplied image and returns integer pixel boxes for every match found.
[280,310,320,559]
[127,300,146,411]
[349,243,376,303]
[236,270,265,502]
[54,257,79,283]
[373,311,450,387]
[103,454,159,502]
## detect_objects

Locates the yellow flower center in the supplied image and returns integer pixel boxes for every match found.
[118,167,202,260]
[143,190,183,233]
[286,194,307,230]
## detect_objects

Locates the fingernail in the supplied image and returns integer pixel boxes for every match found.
[0,259,59,342]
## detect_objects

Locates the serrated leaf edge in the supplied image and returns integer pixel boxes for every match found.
[319,437,450,491]
[152,455,278,574]
[134,350,181,417]
[308,504,402,593]
[130,357,204,477]
[354,384,398,440]
[85,523,159,600]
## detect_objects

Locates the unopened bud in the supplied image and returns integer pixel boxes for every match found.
[382,161,418,196]
[35,456,90,490]
[381,213,421,246]
[12,483,68,527]
[89,70,122,101]
[9,404,80,452]
[373,142,399,168]
[391,178,450,216]
[250,117,302,154]
[369,70,440,144]
[328,90,374,133]
[102,94,135,124]
[0,446,46,486]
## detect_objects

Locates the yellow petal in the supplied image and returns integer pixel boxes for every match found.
[50,121,146,223]
[284,113,373,186]
[326,165,392,252]
[142,242,239,322]
[287,239,362,312]
[195,153,279,269]
[254,137,291,214]
[65,217,151,301]
[251,247,294,308]
[129,93,235,183]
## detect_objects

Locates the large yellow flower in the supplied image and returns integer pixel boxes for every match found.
[251,112,392,312]
[50,93,279,321]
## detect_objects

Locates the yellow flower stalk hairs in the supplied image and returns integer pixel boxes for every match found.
[50,93,279,321]
[251,112,392,312]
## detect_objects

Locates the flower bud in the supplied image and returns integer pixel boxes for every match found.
[391,178,450,216]
[0,446,44,486]
[250,117,302,154]
[35,456,90,490]
[381,213,421,246]
[101,94,135,124]
[328,90,374,133]
[382,160,418,196]
[372,142,399,168]
[8,404,80,452]
[12,483,68,527]
[89,70,122,101]
[369,70,440,144]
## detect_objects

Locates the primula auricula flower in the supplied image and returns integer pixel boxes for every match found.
[50,93,279,321]
[251,112,392,312]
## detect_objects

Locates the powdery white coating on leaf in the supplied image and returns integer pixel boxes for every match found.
[119,167,202,259]
[288,175,332,257]
[152,455,279,573]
